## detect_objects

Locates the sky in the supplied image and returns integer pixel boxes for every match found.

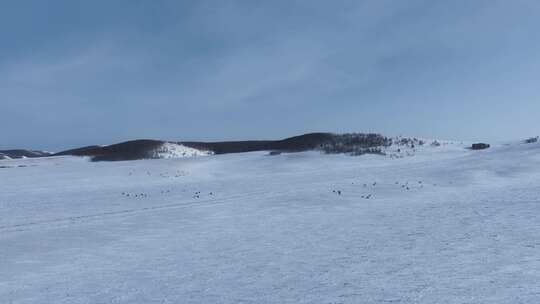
[1,0,540,151]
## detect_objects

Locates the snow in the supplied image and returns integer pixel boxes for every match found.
[153,142,213,159]
[2,141,540,303]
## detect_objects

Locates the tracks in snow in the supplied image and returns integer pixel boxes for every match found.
[0,190,271,234]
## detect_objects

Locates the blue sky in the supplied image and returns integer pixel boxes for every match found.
[1,0,540,151]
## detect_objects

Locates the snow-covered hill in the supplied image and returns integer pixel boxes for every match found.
[53,140,213,161]
[152,142,214,158]
[2,139,540,303]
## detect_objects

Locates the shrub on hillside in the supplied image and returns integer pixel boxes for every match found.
[471,143,490,150]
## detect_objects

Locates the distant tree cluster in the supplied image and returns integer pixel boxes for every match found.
[392,137,425,149]
[319,133,392,156]
[525,137,539,144]
[430,140,441,147]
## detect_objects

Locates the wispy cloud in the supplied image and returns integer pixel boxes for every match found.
[1,0,540,150]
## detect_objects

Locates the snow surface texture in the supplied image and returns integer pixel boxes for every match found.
[2,141,540,303]
[152,142,213,159]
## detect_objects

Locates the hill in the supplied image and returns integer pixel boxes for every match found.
[53,133,393,161]
[0,149,51,159]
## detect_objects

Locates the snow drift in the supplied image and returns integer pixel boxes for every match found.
[152,142,214,159]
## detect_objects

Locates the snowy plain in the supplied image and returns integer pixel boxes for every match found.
[2,141,540,303]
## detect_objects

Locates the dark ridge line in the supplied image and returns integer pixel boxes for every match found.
[52,133,338,161]
[0,149,52,159]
